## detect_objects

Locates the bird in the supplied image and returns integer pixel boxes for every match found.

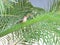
[22,15,28,22]
[16,15,28,24]
[16,13,33,24]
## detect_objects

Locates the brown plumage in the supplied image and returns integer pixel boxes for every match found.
[16,15,28,24]
[16,13,32,24]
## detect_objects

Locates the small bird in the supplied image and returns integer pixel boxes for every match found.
[22,16,28,22]
[16,13,33,24]
[16,15,28,24]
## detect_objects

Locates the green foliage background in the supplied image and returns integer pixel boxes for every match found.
[0,0,60,45]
